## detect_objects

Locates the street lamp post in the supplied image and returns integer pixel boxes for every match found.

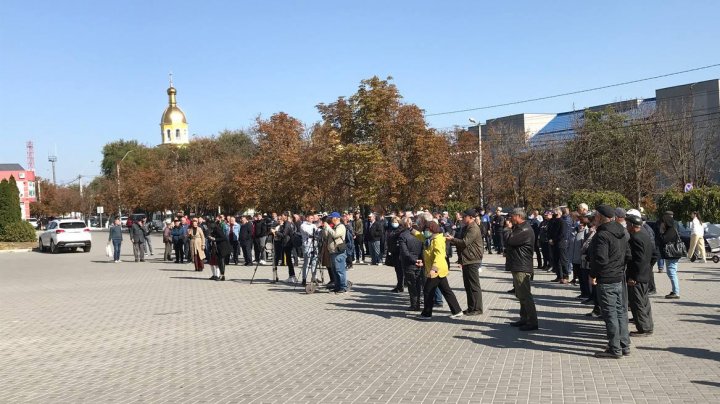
[469,118,484,208]
[116,150,133,220]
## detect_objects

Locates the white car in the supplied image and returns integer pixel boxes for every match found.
[26,218,38,229]
[39,219,92,253]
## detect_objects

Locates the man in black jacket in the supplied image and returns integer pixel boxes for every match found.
[626,214,654,337]
[548,208,570,283]
[252,214,268,264]
[588,204,631,359]
[398,218,424,311]
[239,215,253,266]
[492,207,506,254]
[368,213,384,265]
[503,208,538,331]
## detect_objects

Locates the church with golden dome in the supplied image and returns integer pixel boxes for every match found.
[160,73,189,145]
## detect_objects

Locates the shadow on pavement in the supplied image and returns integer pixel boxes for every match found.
[638,346,720,362]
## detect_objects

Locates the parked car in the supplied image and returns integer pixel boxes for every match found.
[26,218,39,229]
[679,228,720,256]
[38,219,92,253]
[126,213,147,232]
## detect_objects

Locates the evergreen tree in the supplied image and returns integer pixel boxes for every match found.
[0,179,11,229]
[6,176,22,222]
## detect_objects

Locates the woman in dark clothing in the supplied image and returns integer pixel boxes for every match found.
[385,217,403,292]
[208,220,231,281]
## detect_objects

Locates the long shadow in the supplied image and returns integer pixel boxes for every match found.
[691,380,720,388]
[638,346,720,362]
[454,318,607,357]
[157,268,194,272]
[170,276,214,281]
[654,300,720,309]
[91,260,115,264]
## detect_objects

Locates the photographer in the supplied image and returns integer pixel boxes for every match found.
[300,214,321,286]
[271,212,297,283]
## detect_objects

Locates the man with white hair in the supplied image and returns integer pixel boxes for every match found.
[368,213,384,265]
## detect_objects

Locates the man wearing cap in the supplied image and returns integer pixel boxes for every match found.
[446,209,485,315]
[626,214,654,337]
[588,204,631,358]
[504,208,538,331]
[492,207,506,254]
[627,209,658,295]
[323,212,349,293]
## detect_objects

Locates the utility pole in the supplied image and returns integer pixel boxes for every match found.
[117,150,133,220]
[469,118,484,208]
[48,155,57,185]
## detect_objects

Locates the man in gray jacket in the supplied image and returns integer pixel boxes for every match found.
[447,209,485,315]
[130,218,147,262]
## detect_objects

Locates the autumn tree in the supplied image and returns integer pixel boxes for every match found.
[316,76,452,211]
[253,113,308,212]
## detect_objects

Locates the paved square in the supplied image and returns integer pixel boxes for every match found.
[1,232,719,403]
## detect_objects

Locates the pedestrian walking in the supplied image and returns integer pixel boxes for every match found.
[188,218,206,272]
[446,208,485,316]
[417,221,463,320]
[108,218,123,263]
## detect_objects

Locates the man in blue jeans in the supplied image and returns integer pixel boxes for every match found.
[368,213,383,265]
[108,218,123,263]
[324,212,349,293]
[588,204,631,359]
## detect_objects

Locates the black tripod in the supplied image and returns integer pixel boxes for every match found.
[250,234,278,284]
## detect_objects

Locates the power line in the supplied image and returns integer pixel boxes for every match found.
[426,63,720,117]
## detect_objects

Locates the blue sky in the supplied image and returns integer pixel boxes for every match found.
[1,0,719,183]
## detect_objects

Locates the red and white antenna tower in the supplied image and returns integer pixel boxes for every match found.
[26,141,35,171]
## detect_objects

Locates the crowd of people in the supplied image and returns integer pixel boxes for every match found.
[105,202,710,358]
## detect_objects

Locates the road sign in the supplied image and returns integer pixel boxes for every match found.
[97,206,104,214]
[684,183,693,193]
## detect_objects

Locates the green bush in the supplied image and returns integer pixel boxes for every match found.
[445,200,471,219]
[657,186,720,223]
[567,190,632,211]
[0,221,38,242]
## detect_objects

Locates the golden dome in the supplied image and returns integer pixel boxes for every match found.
[162,105,187,125]
[161,85,187,125]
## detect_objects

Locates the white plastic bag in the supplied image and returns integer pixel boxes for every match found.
[106,242,114,259]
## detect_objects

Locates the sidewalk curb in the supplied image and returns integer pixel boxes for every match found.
[0,248,33,254]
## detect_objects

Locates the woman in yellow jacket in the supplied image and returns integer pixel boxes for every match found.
[418,221,463,320]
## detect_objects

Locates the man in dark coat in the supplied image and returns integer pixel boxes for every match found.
[398,218,424,310]
[492,207,506,254]
[503,208,538,331]
[130,218,147,262]
[208,219,231,281]
[239,215,253,265]
[447,209,485,315]
[626,214,654,337]
[588,204,631,359]
[548,208,570,283]
[253,214,268,264]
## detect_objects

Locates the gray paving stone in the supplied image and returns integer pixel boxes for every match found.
[1,233,719,403]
